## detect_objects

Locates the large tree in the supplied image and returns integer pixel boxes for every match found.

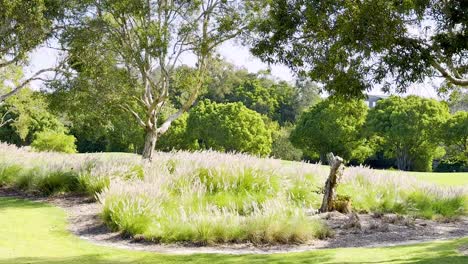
[251,0,468,96]
[0,0,67,102]
[62,0,261,160]
[444,111,468,162]
[290,97,372,163]
[366,96,450,171]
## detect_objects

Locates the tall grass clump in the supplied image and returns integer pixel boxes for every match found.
[0,143,143,196]
[338,166,467,219]
[1,142,466,244]
[98,151,331,245]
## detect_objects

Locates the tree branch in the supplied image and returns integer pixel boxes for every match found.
[0,67,60,102]
[431,60,468,87]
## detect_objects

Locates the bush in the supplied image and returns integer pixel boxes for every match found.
[291,97,371,163]
[187,100,273,156]
[366,96,450,171]
[435,159,468,172]
[271,126,303,161]
[31,131,77,153]
[157,112,198,151]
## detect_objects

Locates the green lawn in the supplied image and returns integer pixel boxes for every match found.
[405,171,468,186]
[281,160,468,186]
[0,197,467,264]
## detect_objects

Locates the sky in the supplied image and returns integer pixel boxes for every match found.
[26,40,440,98]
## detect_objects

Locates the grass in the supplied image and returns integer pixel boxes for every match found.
[406,171,468,186]
[1,197,467,264]
[1,143,467,245]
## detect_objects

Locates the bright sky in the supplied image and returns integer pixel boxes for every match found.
[26,40,440,98]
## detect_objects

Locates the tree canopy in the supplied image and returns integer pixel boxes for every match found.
[366,96,450,171]
[251,0,468,97]
[0,0,67,102]
[187,100,273,156]
[290,97,372,163]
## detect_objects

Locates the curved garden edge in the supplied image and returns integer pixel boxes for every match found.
[1,188,467,255]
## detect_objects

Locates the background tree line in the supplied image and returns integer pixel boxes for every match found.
[0,0,466,171]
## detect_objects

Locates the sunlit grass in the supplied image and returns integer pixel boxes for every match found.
[0,142,467,244]
[1,197,467,264]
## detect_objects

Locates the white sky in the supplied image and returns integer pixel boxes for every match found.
[26,40,440,98]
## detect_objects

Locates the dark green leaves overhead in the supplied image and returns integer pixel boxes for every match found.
[251,0,468,96]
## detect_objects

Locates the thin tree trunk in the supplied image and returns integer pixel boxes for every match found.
[319,153,344,213]
[142,129,157,161]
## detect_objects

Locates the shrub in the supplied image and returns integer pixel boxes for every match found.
[187,100,273,156]
[366,96,450,171]
[271,126,303,161]
[31,131,77,153]
[291,97,371,163]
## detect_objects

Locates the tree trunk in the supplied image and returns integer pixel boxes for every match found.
[319,153,344,213]
[142,129,157,161]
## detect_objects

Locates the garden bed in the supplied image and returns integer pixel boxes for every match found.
[2,188,466,255]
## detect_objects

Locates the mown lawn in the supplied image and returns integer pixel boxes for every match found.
[0,197,467,264]
[281,160,468,186]
[405,171,468,186]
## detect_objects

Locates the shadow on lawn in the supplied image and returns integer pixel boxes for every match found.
[0,248,466,264]
[0,254,335,264]
[0,197,48,211]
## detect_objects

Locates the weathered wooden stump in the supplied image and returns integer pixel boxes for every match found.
[319,153,345,213]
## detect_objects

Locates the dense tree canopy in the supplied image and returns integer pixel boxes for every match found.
[366,96,450,171]
[290,97,372,163]
[187,100,273,156]
[251,0,468,97]
[0,88,67,146]
[444,111,468,162]
[58,0,263,160]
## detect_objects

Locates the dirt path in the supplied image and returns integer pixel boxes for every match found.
[1,189,467,255]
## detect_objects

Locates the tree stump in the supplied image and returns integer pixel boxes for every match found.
[319,153,344,213]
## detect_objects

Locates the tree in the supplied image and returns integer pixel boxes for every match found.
[47,37,144,153]
[444,111,468,162]
[447,90,468,113]
[62,0,261,161]
[366,96,450,171]
[271,125,303,161]
[290,97,372,163]
[251,0,468,97]
[0,0,66,102]
[187,100,273,156]
[0,88,67,145]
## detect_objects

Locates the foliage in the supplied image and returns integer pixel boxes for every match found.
[366,96,451,171]
[190,58,321,125]
[187,100,273,156]
[59,0,264,160]
[251,0,468,96]
[31,130,77,154]
[271,125,303,161]
[434,159,468,173]
[0,88,67,145]
[157,112,197,151]
[446,90,468,113]
[443,111,468,162]
[0,0,68,102]
[290,97,372,163]
[1,143,467,245]
[48,70,144,153]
